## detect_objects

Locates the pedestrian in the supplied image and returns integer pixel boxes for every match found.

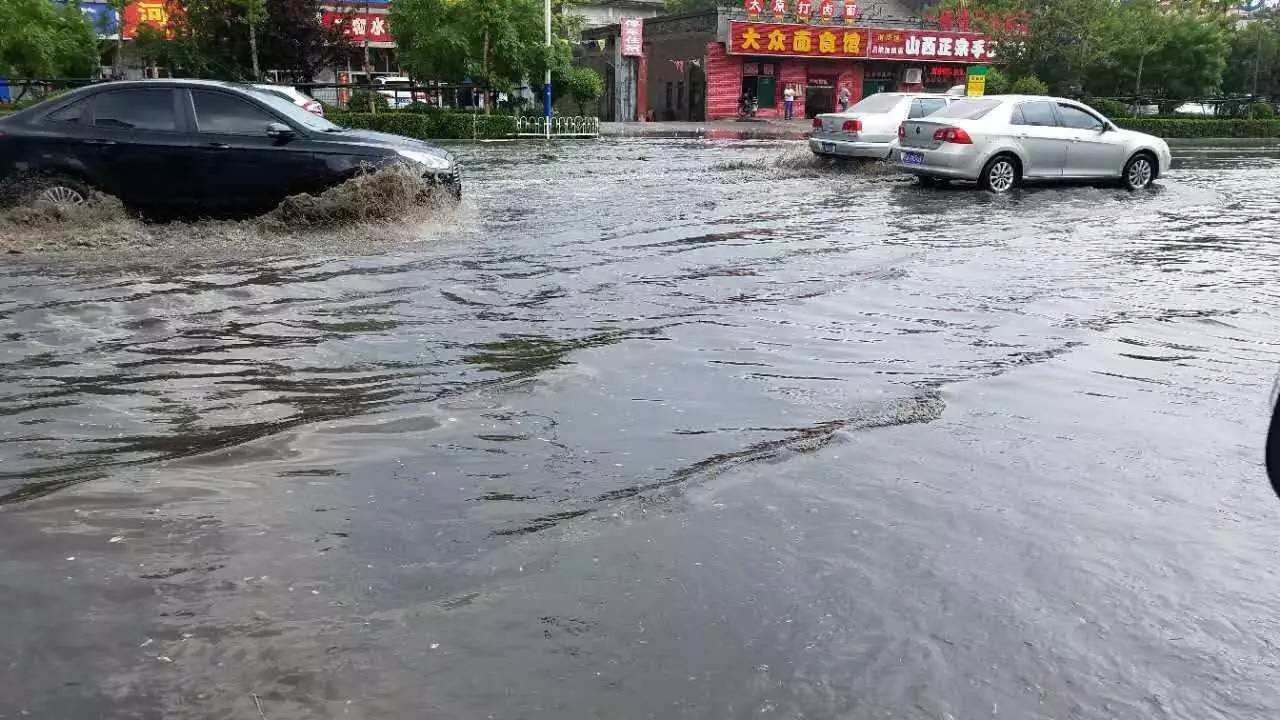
[839,86,851,112]
[783,85,796,120]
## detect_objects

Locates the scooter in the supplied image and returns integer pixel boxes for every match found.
[737,95,759,119]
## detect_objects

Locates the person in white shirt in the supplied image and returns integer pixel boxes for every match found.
[783,85,796,120]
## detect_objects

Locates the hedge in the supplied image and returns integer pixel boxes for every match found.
[326,110,517,140]
[1112,118,1280,138]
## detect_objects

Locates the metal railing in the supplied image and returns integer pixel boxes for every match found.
[515,116,601,138]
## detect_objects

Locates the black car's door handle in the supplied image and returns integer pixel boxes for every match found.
[205,142,230,149]
[82,138,116,145]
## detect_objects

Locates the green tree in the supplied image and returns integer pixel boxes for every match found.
[1224,9,1280,98]
[229,0,267,80]
[391,0,558,92]
[0,0,99,78]
[565,65,603,114]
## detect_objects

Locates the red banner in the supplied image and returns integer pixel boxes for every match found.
[729,22,867,59]
[322,11,391,43]
[866,29,994,62]
[621,17,643,56]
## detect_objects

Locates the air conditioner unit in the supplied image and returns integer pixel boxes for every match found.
[903,68,923,84]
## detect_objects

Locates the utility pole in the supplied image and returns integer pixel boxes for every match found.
[363,0,372,81]
[544,0,552,139]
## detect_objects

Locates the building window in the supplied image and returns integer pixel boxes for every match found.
[741,60,777,107]
[677,81,684,109]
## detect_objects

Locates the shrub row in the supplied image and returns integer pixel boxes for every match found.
[326,110,518,140]
[1112,117,1280,138]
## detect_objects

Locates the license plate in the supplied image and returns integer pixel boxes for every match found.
[821,142,836,153]
[902,151,923,165]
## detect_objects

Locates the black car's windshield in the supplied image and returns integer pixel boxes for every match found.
[242,86,340,131]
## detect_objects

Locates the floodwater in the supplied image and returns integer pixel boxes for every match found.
[2,140,1280,720]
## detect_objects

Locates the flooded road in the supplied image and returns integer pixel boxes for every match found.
[3,139,1280,719]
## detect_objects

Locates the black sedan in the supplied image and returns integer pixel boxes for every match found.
[0,79,460,216]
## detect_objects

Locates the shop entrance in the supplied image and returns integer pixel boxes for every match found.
[862,79,892,97]
[806,76,836,117]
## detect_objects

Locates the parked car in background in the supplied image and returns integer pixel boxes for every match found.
[0,79,460,216]
[810,93,955,160]
[894,95,1171,193]
[252,84,323,115]
[375,76,427,109]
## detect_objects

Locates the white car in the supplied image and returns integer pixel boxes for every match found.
[810,92,955,160]
[251,84,323,115]
[894,95,1172,193]
[375,76,427,108]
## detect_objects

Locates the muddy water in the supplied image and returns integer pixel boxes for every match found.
[2,140,1279,719]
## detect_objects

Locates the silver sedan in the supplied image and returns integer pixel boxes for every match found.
[809,93,954,160]
[893,95,1172,192]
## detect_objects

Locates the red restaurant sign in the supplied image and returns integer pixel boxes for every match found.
[729,22,867,58]
[322,11,392,43]
[621,18,644,56]
[866,29,994,61]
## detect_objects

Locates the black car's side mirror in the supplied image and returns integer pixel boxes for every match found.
[266,122,295,140]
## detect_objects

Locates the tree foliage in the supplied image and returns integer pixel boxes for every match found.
[664,0,720,13]
[0,0,99,78]
[127,0,354,80]
[565,66,603,114]
[391,0,569,91]
[933,0,1239,102]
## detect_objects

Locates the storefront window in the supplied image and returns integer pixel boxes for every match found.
[742,60,777,107]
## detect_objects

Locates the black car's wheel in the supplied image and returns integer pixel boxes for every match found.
[1122,152,1156,191]
[979,154,1020,193]
[2,173,93,210]
[916,175,939,187]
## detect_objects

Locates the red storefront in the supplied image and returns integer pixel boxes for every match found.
[707,21,996,120]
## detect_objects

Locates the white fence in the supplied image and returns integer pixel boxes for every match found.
[515,116,600,138]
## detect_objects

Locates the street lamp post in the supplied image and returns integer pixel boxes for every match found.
[544,0,552,139]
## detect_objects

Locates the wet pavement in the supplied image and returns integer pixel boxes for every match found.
[2,140,1280,719]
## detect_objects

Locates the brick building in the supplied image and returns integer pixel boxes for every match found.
[581,1,996,122]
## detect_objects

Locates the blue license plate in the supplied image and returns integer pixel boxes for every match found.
[902,151,923,165]
[820,142,836,153]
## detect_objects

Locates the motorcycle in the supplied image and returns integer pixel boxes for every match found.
[737,95,759,119]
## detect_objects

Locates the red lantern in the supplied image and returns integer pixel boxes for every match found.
[818,0,835,22]
[842,0,857,25]
[771,0,787,20]
[745,0,763,19]
[796,0,812,21]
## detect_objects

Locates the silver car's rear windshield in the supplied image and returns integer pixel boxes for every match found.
[933,98,1002,120]
[848,94,903,113]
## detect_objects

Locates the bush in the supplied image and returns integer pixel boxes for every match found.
[1113,117,1280,138]
[1009,75,1049,95]
[1088,98,1130,118]
[346,89,388,113]
[984,67,1009,95]
[1246,102,1276,119]
[565,66,604,116]
[326,110,517,140]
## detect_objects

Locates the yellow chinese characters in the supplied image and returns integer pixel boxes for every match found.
[767,29,786,51]
[140,1,167,23]
[792,30,812,53]
[741,26,763,50]
[842,30,860,54]
[818,31,836,54]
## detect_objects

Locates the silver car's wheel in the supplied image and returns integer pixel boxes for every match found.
[980,156,1018,193]
[35,184,87,208]
[1123,154,1154,190]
